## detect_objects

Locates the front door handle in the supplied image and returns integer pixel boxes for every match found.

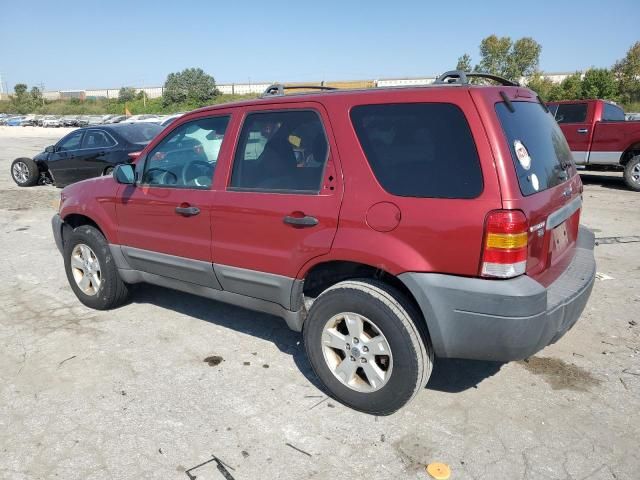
[175,205,200,216]
[283,215,318,227]
[577,128,589,134]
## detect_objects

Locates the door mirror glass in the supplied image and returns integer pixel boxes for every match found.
[114,164,135,184]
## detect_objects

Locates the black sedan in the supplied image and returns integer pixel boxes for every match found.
[10,123,163,187]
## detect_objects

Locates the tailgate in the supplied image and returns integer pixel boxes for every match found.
[476,90,583,285]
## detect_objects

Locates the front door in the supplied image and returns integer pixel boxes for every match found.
[115,114,231,288]
[211,105,342,306]
[48,129,85,186]
[75,129,117,179]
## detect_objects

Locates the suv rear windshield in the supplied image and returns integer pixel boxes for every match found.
[496,101,574,196]
[350,103,483,198]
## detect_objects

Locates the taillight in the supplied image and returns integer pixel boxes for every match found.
[480,210,528,278]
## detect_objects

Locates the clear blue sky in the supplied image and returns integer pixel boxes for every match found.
[1,0,638,91]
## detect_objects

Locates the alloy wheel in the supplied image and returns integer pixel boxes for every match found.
[12,161,29,184]
[70,244,102,296]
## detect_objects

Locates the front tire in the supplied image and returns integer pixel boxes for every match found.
[304,279,433,415]
[623,156,640,192]
[11,158,40,187]
[63,225,129,310]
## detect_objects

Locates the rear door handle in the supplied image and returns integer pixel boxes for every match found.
[577,128,589,134]
[283,215,318,227]
[175,206,200,216]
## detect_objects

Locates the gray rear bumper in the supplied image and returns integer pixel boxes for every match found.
[399,226,596,362]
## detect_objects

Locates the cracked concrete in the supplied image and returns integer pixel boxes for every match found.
[0,126,638,479]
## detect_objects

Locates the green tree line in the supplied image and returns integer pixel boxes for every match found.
[0,68,256,115]
[458,37,640,111]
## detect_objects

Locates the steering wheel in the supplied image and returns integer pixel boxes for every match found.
[182,160,213,187]
[145,167,178,185]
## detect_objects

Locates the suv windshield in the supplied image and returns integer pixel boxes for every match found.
[496,101,574,196]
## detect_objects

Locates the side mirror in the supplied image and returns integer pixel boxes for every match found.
[45,145,55,153]
[113,163,135,185]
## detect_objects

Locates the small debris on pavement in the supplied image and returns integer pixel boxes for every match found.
[243,361,250,366]
[285,442,312,457]
[629,320,637,327]
[241,450,249,458]
[426,462,451,479]
[262,364,269,368]
[57,355,76,368]
[595,272,614,281]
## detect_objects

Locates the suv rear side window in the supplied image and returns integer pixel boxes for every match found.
[496,101,574,196]
[230,110,329,192]
[350,103,482,198]
[555,103,587,123]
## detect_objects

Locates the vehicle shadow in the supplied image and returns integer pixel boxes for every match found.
[131,284,504,394]
[579,172,629,191]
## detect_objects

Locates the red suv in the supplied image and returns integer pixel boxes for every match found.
[52,71,596,415]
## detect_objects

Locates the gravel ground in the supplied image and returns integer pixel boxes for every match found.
[0,126,638,480]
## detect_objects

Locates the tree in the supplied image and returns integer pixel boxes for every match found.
[118,87,137,103]
[470,35,541,81]
[14,83,28,98]
[30,86,42,101]
[526,72,556,99]
[581,68,618,100]
[557,73,583,100]
[456,53,472,72]
[613,41,640,104]
[163,67,218,106]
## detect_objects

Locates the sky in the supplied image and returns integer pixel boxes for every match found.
[1,0,638,92]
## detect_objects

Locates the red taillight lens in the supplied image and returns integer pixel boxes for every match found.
[480,210,528,278]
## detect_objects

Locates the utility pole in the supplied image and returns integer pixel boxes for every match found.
[39,82,45,106]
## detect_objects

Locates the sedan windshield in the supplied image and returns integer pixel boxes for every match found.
[116,123,163,144]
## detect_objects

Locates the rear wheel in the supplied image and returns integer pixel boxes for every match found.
[63,225,129,310]
[304,279,433,415]
[11,158,40,187]
[623,156,640,191]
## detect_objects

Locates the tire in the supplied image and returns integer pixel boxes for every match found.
[304,279,433,415]
[11,158,40,187]
[623,156,640,192]
[63,225,129,310]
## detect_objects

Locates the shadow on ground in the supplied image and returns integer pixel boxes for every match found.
[132,284,503,394]
[579,172,629,191]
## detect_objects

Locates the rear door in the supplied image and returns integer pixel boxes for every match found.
[115,114,232,288]
[553,102,592,164]
[75,129,118,180]
[210,103,342,307]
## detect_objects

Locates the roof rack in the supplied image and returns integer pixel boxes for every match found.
[261,83,338,97]
[434,70,520,87]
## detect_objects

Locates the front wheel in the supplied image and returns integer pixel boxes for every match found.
[11,158,40,187]
[304,279,433,415]
[63,225,130,310]
[623,156,640,191]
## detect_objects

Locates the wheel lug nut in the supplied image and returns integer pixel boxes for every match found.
[360,358,367,363]
[353,338,359,344]
[350,356,355,362]
[362,346,369,352]
[345,344,350,350]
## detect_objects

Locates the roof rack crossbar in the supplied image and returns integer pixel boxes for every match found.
[434,70,520,87]
[261,83,338,97]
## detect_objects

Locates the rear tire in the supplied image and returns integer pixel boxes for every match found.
[63,225,129,310]
[623,156,640,192]
[11,158,40,187]
[303,279,433,415]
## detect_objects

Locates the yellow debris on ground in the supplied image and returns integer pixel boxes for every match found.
[426,462,451,480]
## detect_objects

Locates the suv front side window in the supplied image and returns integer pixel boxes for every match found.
[141,116,230,189]
[230,110,329,193]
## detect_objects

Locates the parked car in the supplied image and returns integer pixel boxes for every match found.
[159,113,184,128]
[76,116,90,127]
[87,115,104,126]
[123,114,161,123]
[106,115,126,124]
[547,99,640,190]
[51,72,595,414]
[62,115,79,127]
[626,113,640,121]
[20,115,37,126]
[11,123,162,188]
[42,115,62,128]
[6,116,25,126]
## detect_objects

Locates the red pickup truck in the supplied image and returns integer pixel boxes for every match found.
[547,99,640,191]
